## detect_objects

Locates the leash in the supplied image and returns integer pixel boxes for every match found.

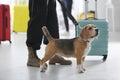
[57,0,81,37]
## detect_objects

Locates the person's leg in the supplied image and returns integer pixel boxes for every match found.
[66,0,73,13]
[65,0,73,32]
[46,0,72,65]
[61,0,69,32]
[26,0,48,67]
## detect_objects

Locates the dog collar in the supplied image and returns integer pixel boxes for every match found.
[83,39,90,43]
[78,37,90,43]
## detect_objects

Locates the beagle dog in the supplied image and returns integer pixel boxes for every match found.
[40,24,99,73]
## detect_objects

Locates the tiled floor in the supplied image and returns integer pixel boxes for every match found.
[0,30,120,80]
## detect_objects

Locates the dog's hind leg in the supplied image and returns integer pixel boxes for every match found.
[40,51,55,72]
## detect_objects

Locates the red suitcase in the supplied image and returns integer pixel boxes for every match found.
[0,4,11,43]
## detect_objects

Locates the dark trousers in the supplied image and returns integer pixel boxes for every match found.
[26,0,59,50]
[61,0,73,32]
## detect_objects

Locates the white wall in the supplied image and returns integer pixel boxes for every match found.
[86,0,120,32]
[0,0,11,4]
[111,0,120,32]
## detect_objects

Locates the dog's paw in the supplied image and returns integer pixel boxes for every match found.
[77,69,85,73]
[77,64,85,73]
[40,63,48,72]
[82,67,86,71]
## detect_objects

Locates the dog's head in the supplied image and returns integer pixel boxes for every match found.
[80,24,99,41]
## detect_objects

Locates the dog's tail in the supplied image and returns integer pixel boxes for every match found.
[42,26,53,41]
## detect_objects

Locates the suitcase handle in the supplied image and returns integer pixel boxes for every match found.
[57,0,82,37]
[84,0,98,19]
[4,7,9,28]
[5,16,8,28]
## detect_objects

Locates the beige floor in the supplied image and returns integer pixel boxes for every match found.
[0,30,120,80]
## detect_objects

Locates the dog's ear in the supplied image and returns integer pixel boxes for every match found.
[80,29,84,39]
[80,26,89,40]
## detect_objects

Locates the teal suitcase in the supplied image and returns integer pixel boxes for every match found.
[77,20,108,61]
[58,0,108,61]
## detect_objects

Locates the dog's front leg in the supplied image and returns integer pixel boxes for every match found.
[76,56,85,73]
[81,56,86,71]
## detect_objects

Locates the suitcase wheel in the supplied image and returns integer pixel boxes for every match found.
[9,41,12,44]
[102,55,107,61]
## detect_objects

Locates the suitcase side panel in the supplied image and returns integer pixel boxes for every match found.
[13,5,29,32]
[0,4,10,41]
[78,20,108,55]
[0,5,4,40]
[3,5,11,41]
